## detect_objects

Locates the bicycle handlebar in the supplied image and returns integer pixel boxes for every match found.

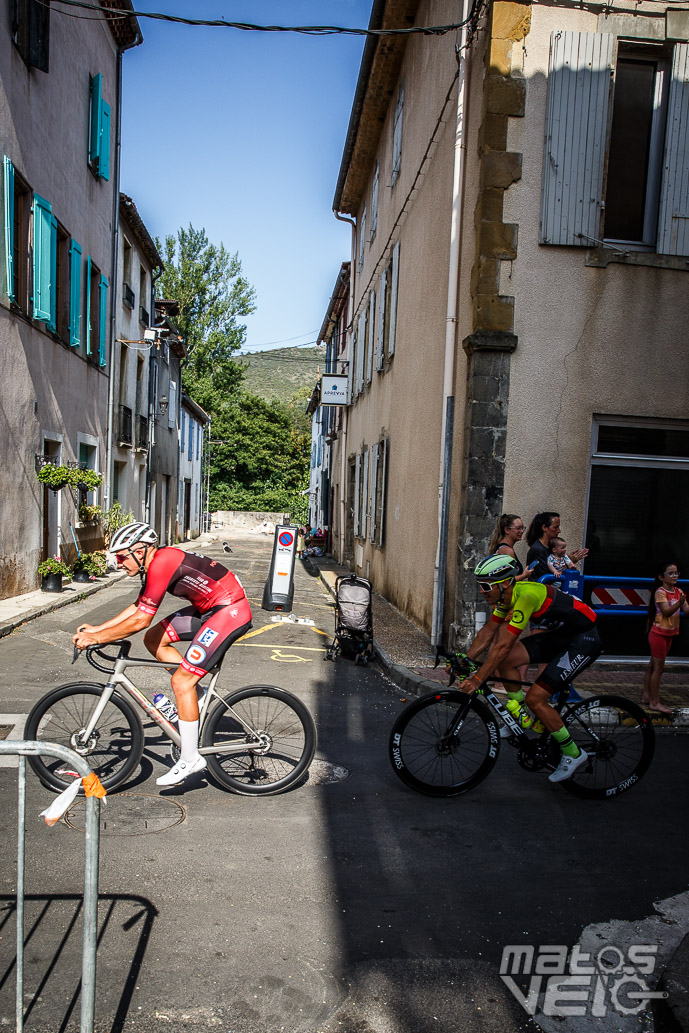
[72,641,133,675]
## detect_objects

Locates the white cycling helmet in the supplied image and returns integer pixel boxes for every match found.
[108,521,158,555]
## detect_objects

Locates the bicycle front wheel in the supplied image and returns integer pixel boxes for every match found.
[24,683,145,793]
[553,694,655,799]
[389,690,500,797]
[202,685,317,795]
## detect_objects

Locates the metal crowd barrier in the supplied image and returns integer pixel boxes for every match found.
[540,570,689,615]
[0,741,101,1033]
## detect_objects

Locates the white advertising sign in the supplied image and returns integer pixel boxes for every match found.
[320,374,349,406]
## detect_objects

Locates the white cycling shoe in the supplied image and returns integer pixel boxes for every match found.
[156,753,207,787]
[549,749,588,783]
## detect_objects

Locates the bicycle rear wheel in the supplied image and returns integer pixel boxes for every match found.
[389,690,500,797]
[24,683,144,793]
[553,694,655,799]
[202,685,317,795]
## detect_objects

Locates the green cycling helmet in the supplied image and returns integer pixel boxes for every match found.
[474,553,520,583]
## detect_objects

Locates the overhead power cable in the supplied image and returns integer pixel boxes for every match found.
[48,0,474,35]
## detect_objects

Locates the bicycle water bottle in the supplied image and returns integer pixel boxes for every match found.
[505,698,533,729]
[153,692,178,722]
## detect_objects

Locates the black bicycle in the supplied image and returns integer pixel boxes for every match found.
[388,651,655,799]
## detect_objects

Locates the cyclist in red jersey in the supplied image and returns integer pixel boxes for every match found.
[457,553,602,782]
[72,522,252,786]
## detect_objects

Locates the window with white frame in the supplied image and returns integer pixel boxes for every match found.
[368,437,388,547]
[376,241,400,370]
[353,447,369,539]
[540,33,689,256]
[359,205,367,271]
[370,160,379,241]
[391,82,404,187]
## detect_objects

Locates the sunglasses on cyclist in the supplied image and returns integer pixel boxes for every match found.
[478,581,498,592]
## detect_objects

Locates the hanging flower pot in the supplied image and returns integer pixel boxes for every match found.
[37,464,72,492]
[41,573,63,593]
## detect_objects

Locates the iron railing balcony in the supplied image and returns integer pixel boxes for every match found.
[118,405,133,446]
[135,414,149,450]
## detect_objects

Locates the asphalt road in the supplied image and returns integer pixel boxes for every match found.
[0,533,687,1033]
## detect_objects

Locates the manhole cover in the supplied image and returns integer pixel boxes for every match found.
[308,759,350,784]
[64,793,186,836]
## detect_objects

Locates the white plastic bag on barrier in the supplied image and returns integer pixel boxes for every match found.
[39,769,107,826]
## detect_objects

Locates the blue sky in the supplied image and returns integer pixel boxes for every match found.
[120,1,371,353]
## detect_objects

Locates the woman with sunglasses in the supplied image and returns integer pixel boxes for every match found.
[487,513,532,581]
[457,553,602,782]
[72,521,252,787]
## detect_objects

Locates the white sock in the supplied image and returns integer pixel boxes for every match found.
[178,719,199,763]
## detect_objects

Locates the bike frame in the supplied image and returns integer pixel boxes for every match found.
[79,646,263,757]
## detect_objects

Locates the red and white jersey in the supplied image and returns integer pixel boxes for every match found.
[136,548,245,617]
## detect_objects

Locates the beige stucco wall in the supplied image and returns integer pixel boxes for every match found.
[500,2,689,567]
[0,10,119,595]
[345,0,465,630]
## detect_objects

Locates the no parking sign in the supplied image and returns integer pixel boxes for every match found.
[262,524,299,611]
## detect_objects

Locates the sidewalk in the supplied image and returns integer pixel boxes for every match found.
[305,552,689,727]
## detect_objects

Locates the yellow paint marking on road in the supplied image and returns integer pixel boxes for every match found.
[237,623,329,642]
[235,642,327,653]
[270,650,312,663]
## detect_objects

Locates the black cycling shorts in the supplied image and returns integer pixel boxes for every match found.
[160,599,252,676]
[521,624,602,693]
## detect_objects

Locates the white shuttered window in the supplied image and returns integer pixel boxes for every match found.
[541,32,689,257]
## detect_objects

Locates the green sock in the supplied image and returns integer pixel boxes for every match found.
[550,725,580,758]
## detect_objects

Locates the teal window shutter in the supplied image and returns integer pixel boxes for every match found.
[89,74,102,166]
[3,157,14,302]
[85,254,92,354]
[69,240,81,346]
[98,274,108,366]
[47,215,57,331]
[32,193,52,322]
[98,102,111,180]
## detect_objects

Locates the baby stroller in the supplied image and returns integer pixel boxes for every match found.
[325,574,375,665]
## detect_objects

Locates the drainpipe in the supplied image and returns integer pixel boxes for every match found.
[104,47,124,513]
[334,212,357,566]
[430,2,473,647]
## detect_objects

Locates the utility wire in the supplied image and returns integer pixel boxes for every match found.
[48,0,475,35]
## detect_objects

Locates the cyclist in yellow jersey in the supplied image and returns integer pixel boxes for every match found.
[457,553,602,782]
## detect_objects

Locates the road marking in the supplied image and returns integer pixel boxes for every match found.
[238,623,329,642]
[0,714,28,768]
[270,650,312,663]
[237,642,327,653]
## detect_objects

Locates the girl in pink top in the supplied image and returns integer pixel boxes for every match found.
[642,560,689,714]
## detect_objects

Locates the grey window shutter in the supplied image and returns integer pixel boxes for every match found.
[366,289,375,383]
[376,268,386,370]
[369,442,379,543]
[361,447,369,540]
[540,31,614,246]
[356,311,366,392]
[657,43,689,257]
[354,453,361,537]
[377,439,387,546]
[388,242,400,357]
[347,329,355,403]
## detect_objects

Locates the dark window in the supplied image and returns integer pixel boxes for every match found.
[603,46,669,246]
[12,0,50,73]
[596,424,689,459]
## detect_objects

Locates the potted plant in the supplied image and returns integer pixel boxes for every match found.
[37,464,72,494]
[38,555,72,592]
[78,502,102,523]
[72,551,108,583]
[71,468,103,493]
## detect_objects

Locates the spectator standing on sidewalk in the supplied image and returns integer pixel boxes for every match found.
[296,528,306,561]
[488,514,532,581]
[643,560,689,714]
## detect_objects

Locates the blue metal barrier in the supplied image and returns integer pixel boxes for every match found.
[539,572,689,616]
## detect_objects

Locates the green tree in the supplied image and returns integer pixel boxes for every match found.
[155,225,256,406]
